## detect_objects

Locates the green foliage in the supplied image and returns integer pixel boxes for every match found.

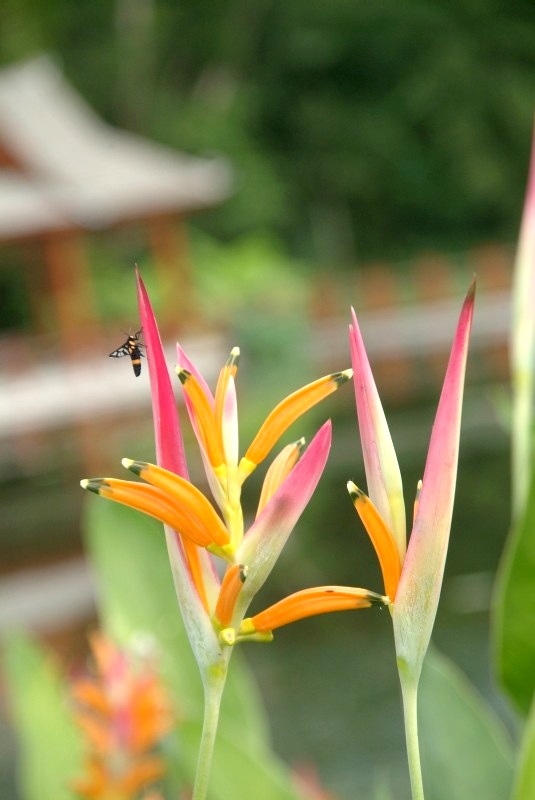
[179,719,303,800]
[2,631,83,800]
[419,648,514,800]
[145,0,535,256]
[511,696,535,800]
[191,230,310,325]
[494,468,535,714]
[3,1,534,259]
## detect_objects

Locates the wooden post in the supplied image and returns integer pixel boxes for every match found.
[42,230,99,359]
[42,230,103,472]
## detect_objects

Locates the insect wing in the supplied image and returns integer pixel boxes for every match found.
[109,342,130,358]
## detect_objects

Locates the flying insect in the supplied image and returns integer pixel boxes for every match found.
[109,329,144,376]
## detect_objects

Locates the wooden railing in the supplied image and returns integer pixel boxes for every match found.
[0,242,515,474]
[309,242,513,401]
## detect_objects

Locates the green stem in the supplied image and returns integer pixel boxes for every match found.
[399,672,425,800]
[192,664,228,800]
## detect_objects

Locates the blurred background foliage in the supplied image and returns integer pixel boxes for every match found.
[1,0,535,269]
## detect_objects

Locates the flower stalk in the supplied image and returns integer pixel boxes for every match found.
[398,669,425,800]
[192,662,229,800]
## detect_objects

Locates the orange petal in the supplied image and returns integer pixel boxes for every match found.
[182,537,210,613]
[73,712,111,753]
[241,585,386,633]
[70,760,108,798]
[347,482,402,601]
[81,478,224,548]
[177,368,225,469]
[241,370,352,476]
[121,460,230,547]
[71,678,111,716]
[118,756,166,795]
[214,564,248,627]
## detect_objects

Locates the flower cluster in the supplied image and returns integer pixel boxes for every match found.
[81,271,353,661]
[70,633,172,800]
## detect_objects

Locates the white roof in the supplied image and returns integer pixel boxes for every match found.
[0,55,232,238]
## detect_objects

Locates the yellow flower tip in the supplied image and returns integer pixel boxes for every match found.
[206,541,233,562]
[413,479,423,523]
[219,627,236,646]
[369,590,391,607]
[228,346,240,366]
[121,457,146,477]
[334,368,353,385]
[238,617,256,636]
[238,456,257,482]
[235,618,274,642]
[176,366,190,385]
[346,480,363,501]
[80,478,108,495]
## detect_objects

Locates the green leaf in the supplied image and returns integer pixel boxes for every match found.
[511,694,535,799]
[419,648,514,800]
[494,468,535,714]
[2,631,83,800]
[372,775,394,800]
[178,718,304,800]
[83,497,272,747]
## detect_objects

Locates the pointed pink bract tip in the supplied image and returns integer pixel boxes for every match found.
[466,277,476,300]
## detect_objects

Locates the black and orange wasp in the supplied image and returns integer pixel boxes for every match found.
[109,328,145,376]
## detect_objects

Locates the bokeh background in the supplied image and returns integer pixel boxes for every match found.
[0,2,533,798]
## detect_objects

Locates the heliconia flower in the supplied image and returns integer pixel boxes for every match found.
[392,282,474,679]
[70,632,173,800]
[81,270,350,662]
[235,284,474,662]
[347,282,475,678]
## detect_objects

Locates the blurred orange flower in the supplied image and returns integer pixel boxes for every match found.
[70,633,173,800]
